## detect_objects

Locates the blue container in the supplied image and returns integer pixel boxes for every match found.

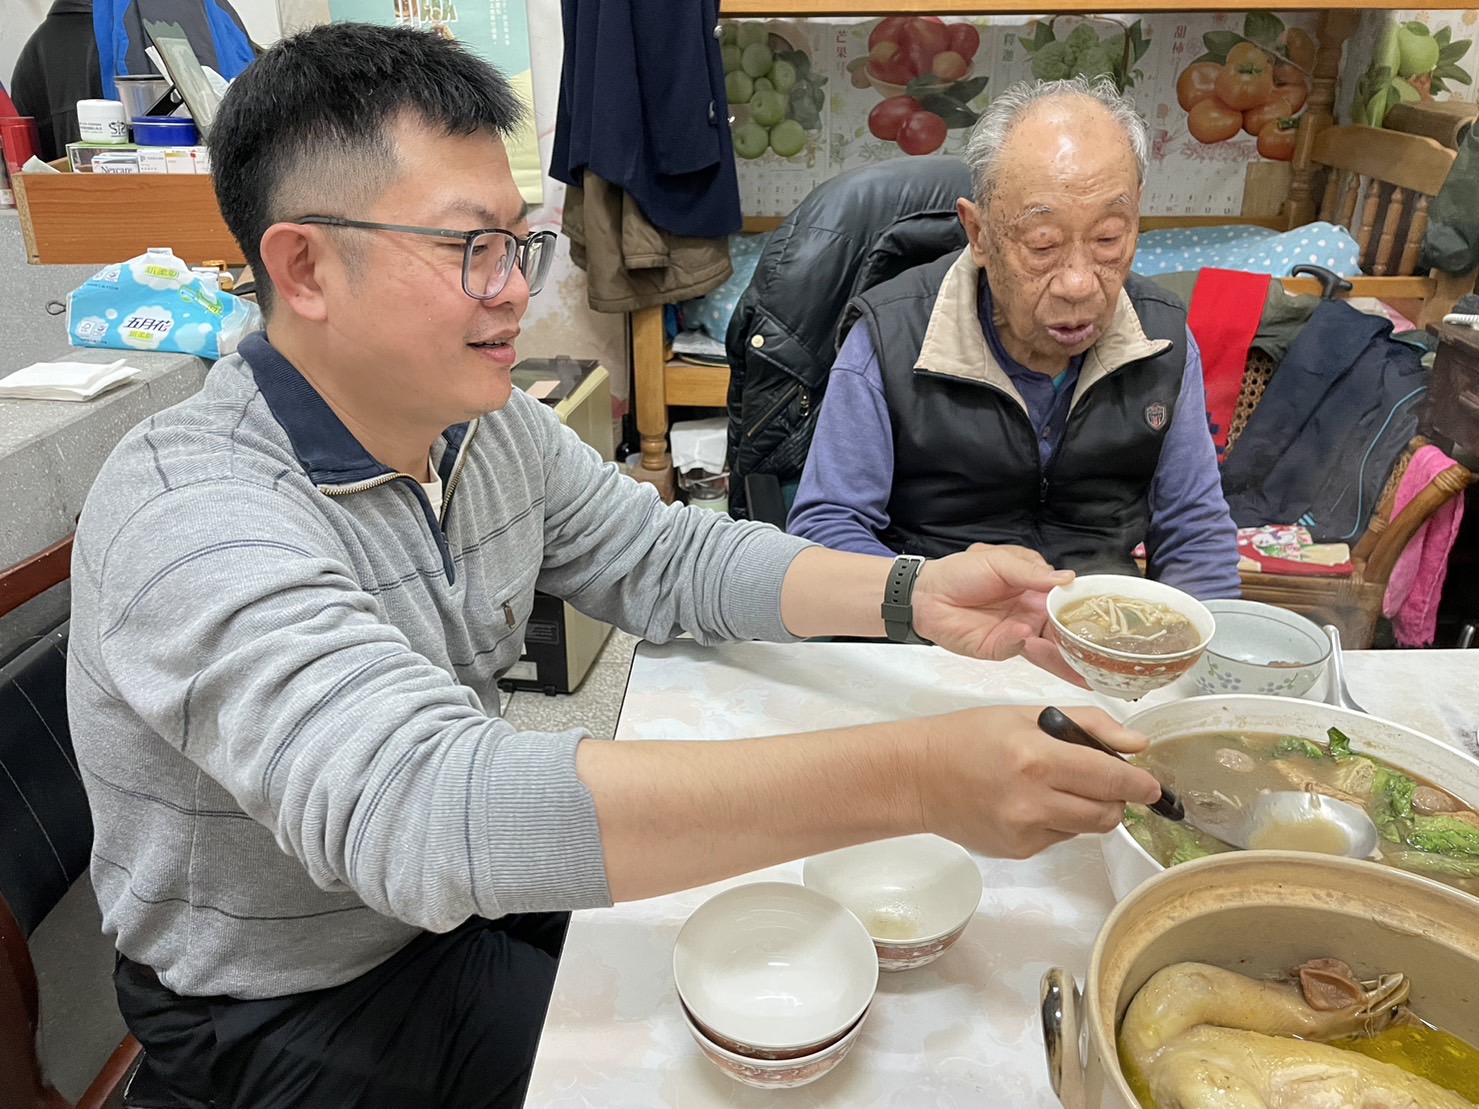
[130,115,199,146]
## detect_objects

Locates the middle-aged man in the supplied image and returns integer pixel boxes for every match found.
[787,77,1242,602]
[66,27,1160,1109]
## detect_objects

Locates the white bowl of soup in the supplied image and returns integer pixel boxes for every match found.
[1042,852,1479,1109]
[1101,695,1479,902]
[1046,575,1215,700]
[1190,599,1330,698]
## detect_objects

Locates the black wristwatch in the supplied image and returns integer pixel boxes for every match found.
[881,555,933,645]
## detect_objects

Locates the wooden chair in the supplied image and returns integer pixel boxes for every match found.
[1226,351,1474,647]
[0,533,143,1109]
[1308,124,1475,326]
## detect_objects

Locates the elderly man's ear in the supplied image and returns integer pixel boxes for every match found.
[957,197,989,269]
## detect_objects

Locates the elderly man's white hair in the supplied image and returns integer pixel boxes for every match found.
[963,76,1150,208]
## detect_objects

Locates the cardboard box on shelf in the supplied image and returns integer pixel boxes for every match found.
[66,141,140,172]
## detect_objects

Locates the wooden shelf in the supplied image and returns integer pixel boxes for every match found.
[14,170,242,266]
[663,360,731,409]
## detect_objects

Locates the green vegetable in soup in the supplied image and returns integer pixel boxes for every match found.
[1384,848,1479,879]
[1372,767,1418,844]
[1273,736,1325,760]
[1327,727,1354,759]
[1407,813,1479,857]
[1169,836,1214,866]
[1124,803,1218,865]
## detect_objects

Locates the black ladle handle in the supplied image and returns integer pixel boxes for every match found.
[1036,707,1184,822]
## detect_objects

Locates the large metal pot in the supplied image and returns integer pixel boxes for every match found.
[1041,852,1479,1109]
[1101,695,1479,901]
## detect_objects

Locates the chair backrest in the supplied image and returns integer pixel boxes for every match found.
[0,533,90,1109]
[1313,124,1457,277]
[724,157,972,517]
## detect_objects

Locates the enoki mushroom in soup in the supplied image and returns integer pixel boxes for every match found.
[1059,594,1200,655]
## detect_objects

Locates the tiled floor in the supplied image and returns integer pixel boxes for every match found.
[501,629,639,741]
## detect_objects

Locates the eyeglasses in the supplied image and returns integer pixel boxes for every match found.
[296,216,557,300]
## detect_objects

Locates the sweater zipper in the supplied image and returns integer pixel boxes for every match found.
[319,464,462,585]
[439,420,479,523]
[745,382,809,439]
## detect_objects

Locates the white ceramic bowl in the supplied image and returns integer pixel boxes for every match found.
[1190,599,1330,698]
[1046,575,1215,700]
[679,999,869,1089]
[673,881,878,1058]
[802,834,983,971]
[1101,695,1479,902]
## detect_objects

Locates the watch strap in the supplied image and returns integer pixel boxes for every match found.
[881,555,932,645]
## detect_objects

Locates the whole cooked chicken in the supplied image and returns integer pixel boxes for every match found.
[1120,960,1475,1109]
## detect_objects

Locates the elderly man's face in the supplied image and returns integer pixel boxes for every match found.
[960,100,1141,374]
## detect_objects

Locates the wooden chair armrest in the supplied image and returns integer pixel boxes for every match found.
[0,533,74,619]
[1360,462,1473,586]
[76,1035,143,1109]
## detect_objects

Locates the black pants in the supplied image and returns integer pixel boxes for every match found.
[114,913,570,1109]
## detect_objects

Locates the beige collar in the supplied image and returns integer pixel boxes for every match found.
[915,250,1173,415]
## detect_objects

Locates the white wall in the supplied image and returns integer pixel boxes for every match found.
[2,0,54,93]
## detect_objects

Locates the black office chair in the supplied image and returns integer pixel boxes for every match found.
[0,535,195,1109]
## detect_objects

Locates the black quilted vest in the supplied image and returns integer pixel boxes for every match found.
[845,253,1188,572]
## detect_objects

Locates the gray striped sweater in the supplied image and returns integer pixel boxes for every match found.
[67,333,809,998]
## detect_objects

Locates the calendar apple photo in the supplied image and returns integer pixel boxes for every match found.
[723,22,826,161]
[854,16,987,156]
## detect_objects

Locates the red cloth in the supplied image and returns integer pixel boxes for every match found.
[1187,268,1272,461]
[1382,445,1466,647]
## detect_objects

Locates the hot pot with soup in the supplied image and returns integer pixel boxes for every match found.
[1100,695,1479,902]
[1042,852,1479,1109]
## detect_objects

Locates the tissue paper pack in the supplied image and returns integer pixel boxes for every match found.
[68,247,262,359]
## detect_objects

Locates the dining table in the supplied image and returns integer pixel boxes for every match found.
[525,640,1479,1107]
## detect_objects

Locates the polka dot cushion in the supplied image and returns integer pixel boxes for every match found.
[680,232,772,342]
[1133,221,1363,278]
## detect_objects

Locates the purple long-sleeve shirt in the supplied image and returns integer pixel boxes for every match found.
[787,296,1242,600]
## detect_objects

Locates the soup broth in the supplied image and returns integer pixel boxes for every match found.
[1124,729,1479,896]
[1059,594,1200,656]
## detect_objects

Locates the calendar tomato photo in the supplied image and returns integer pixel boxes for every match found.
[1175,14,1311,160]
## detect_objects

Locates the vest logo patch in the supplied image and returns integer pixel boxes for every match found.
[1144,402,1169,431]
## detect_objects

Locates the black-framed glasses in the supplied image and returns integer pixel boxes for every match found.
[296,216,556,300]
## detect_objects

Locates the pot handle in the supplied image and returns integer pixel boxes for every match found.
[1040,967,1086,1109]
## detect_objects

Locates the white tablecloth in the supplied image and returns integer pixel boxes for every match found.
[527,642,1479,1106]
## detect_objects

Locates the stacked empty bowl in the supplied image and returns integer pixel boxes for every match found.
[673,835,984,1088]
[673,882,877,1089]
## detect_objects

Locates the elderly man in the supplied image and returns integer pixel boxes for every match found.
[788,78,1240,600]
[67,27,1159,1109]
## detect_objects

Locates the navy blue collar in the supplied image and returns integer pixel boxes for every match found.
[239,332,469,486]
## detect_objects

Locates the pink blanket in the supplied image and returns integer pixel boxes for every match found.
[1382,445,1466,647]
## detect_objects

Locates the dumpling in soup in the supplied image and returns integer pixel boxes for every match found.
[1059,594,1200,656]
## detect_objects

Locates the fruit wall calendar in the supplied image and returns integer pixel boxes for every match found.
[722,12,1479,220]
